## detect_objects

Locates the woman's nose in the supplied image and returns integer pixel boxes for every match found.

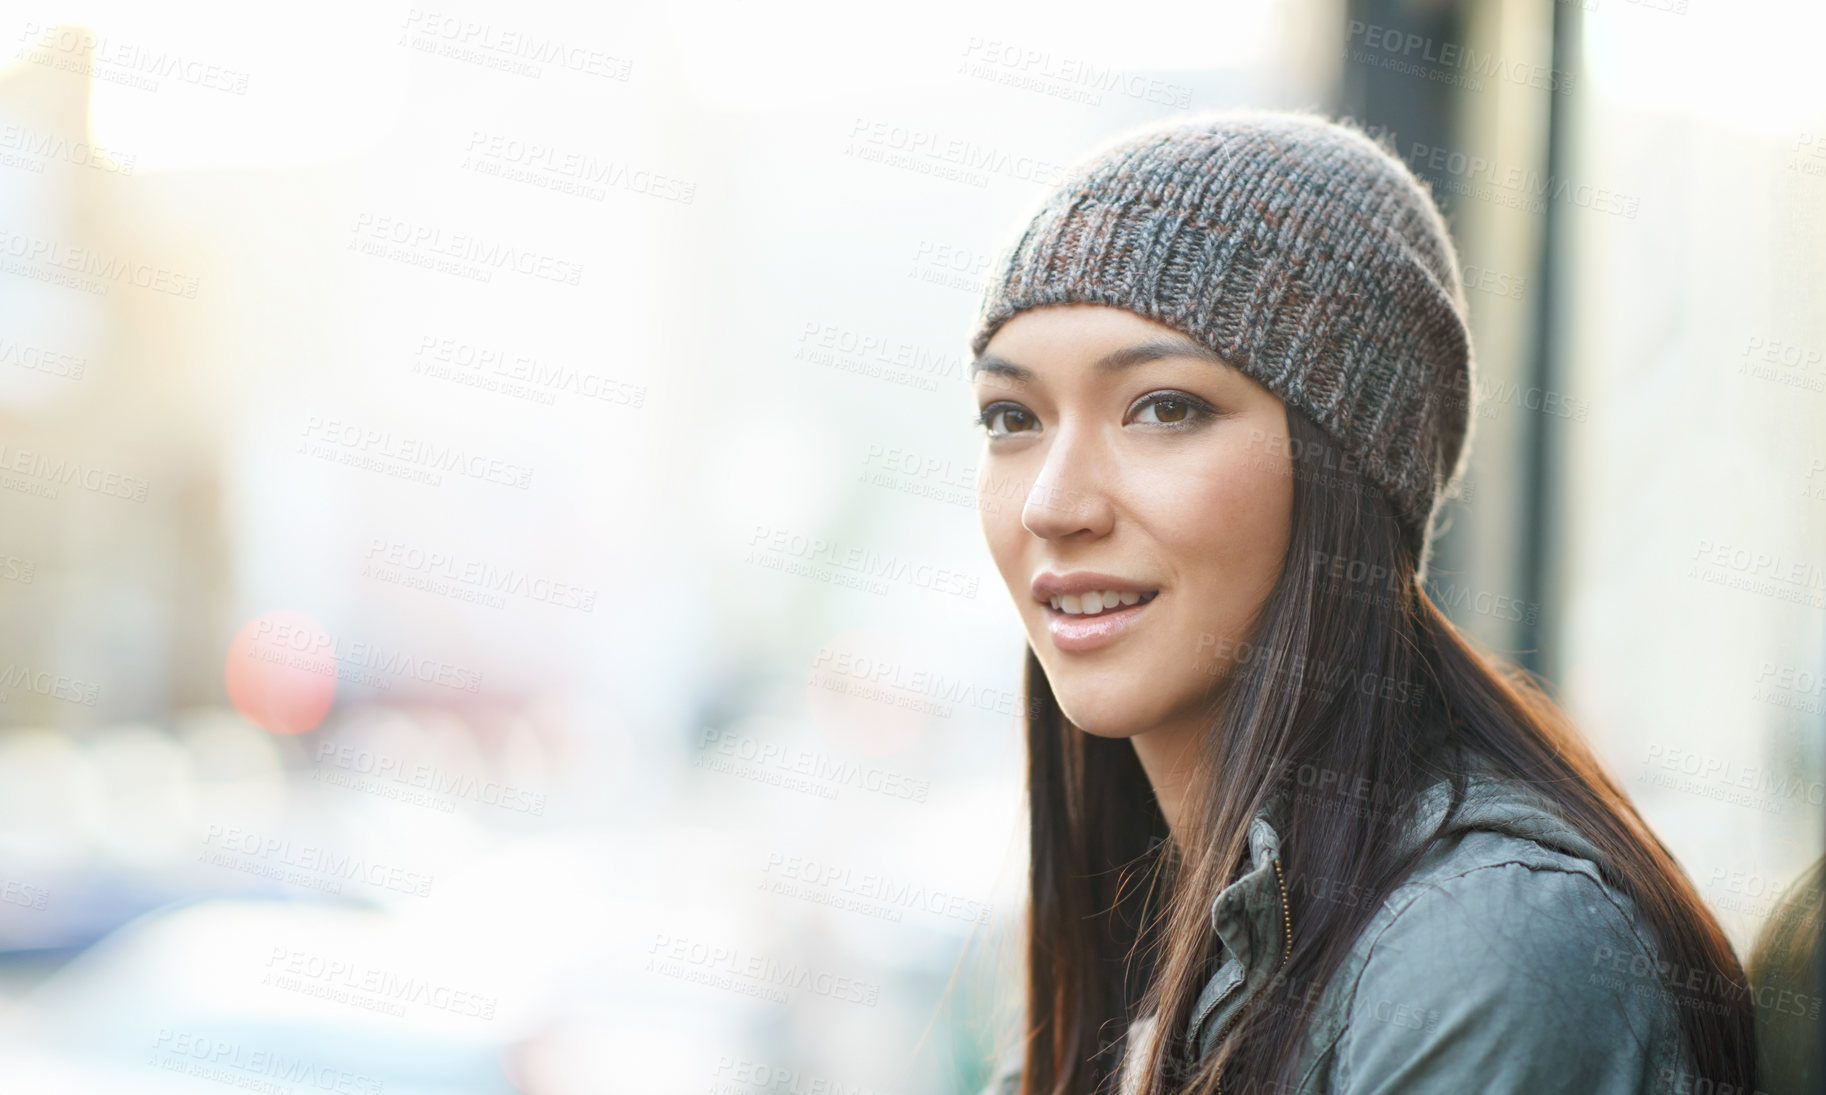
[1020,427,1115,541]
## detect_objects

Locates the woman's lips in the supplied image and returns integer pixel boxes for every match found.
[1043,594,1157,653]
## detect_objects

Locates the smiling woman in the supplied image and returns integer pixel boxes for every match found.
[964,110,1757,1095]
[971,308,1295,832]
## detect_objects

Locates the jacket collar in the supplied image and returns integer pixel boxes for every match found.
[1189,756,1609,1057]
[1207,778,1293,983]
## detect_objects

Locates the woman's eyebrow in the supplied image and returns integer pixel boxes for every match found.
[969,335,1230,383]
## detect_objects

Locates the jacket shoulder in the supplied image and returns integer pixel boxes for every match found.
[1300,829,1692,1093]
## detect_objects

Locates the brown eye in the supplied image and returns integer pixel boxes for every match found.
[976,403,1039,437]
[1131,391,1213,428]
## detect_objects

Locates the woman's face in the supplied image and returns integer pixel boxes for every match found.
[973,303,1294,741]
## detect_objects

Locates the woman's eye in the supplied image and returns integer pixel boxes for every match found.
[1130,392,1213,428]
[975,403,1039,437]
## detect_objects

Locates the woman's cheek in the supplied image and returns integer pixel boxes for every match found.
[1144,455,1273,552]
[1153,457,1290,619]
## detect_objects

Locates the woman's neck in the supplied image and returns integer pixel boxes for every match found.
[1126,714,1211,846]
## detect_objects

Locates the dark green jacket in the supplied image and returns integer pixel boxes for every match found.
[980,766,1696,1093]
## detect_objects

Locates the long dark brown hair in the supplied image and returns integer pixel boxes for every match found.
[1008,407,1758,1094]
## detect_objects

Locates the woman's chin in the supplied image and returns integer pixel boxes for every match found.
[1054,698,1155,740]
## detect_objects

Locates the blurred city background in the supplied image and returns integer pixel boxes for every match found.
[0,0,1821,1091]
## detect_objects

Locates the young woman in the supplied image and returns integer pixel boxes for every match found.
[966,111,1757,1094]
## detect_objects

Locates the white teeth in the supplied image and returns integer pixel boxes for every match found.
[1049,590,1158,615]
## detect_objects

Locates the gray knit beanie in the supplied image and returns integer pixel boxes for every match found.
[968,108,1476,575]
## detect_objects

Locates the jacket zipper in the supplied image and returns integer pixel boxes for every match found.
[1212,855,1290,1095]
